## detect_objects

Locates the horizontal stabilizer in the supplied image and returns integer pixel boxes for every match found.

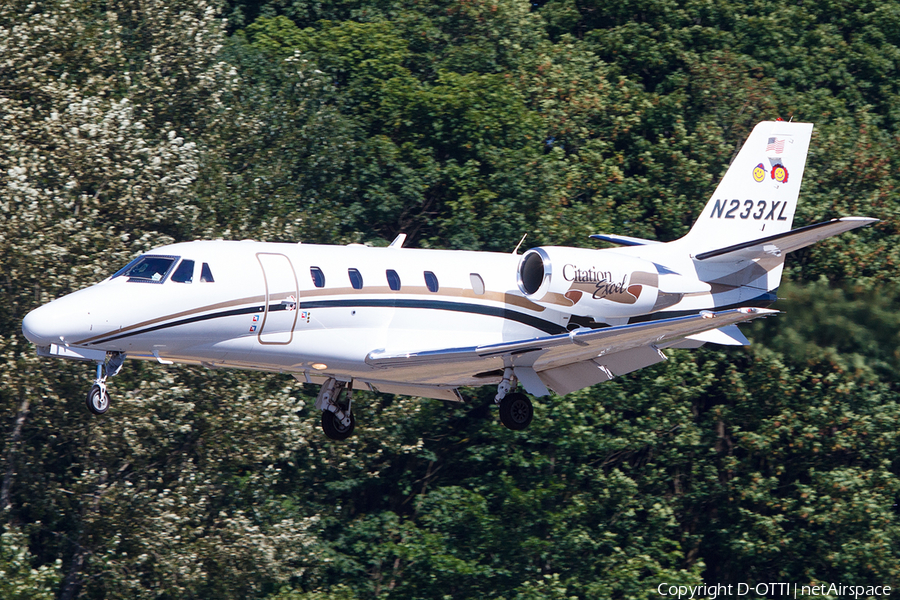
[694,217,877,262]
[589,233,662,247]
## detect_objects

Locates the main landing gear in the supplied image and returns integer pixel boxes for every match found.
[316,378,356,440]
[86,352,124,415]
[494,369,533,431]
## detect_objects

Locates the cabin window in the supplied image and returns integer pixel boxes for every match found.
[386,269,401,291]
[200,263,215,283]
[348,268,363,290]
[424,271,439,293]
[470,273,485,295]
[171,259,195,283]
[119,255,178,283]
[310,267,326,288]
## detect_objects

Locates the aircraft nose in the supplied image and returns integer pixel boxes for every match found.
[22,297,93,347]
[22,304,59,346]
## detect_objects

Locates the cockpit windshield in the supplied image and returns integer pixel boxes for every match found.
[113,255,179,283]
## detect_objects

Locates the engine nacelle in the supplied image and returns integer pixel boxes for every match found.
[517,246,672,319]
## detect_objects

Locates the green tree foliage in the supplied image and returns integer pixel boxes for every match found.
[2,0,899,598]
[0,525,61,600]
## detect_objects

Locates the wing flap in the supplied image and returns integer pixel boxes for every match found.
[539,345,668,395]
[364,381,463,402]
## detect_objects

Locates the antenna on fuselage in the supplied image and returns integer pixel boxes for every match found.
[389,233,406,248]
[512,233,527,255]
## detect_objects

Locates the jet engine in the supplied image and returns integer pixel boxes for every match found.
[517,247,673,319]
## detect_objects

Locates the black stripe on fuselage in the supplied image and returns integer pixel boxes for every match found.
[300,299,566,334]
[86,297,566,345]
[89,304,269,344]
[625,290,778,324]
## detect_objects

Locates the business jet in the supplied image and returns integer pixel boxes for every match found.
[22,121,876,439]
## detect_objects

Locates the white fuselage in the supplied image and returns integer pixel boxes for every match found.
[22,240,571,390]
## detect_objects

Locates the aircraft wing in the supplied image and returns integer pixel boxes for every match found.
[366,307,776,396]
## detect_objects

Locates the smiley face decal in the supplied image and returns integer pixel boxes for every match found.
[752,163,766,182]
[771,163,789,183]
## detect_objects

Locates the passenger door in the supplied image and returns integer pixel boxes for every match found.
[256,253,298,345]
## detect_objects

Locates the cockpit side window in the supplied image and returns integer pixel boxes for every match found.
[200,263,215,283]
[119,255,179,283]
[171,259,195,283]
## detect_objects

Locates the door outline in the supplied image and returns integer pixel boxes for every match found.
[256,252,299,345]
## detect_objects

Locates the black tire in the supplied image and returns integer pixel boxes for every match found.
[321,409,356,440]
[86,384,110,415]
[499,392,533,430]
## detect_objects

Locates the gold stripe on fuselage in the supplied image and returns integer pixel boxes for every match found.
[73,286,548,346]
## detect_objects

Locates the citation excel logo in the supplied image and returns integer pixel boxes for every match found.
[708,198,789,221]
[752,163,766,182]
[562,265,631,300]
[562,264,612,285]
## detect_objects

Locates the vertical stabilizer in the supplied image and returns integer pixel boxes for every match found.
[684,121,814,253]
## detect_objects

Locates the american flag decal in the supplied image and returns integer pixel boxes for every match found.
[766,137,785,154]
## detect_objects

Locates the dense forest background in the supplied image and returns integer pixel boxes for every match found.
[1,0,899,598]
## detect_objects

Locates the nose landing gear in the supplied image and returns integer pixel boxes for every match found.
[86,352,124,415]
[315,378,356,440]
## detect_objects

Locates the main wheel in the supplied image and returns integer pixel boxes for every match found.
[86,384,110,415]
[499,392,533,430]
[321,409,356,440]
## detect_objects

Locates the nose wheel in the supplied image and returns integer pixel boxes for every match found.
[87,383,110,414]
[85,352,124,416]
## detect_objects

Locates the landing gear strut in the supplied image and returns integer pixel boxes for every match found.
[316,378,356,440]
[494,369,534,430]
[86,352,124,415]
